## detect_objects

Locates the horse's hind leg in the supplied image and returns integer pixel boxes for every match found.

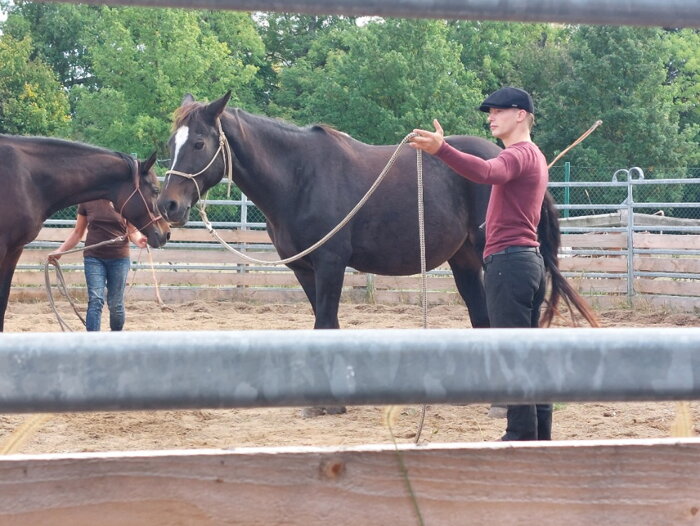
[448,252,490,329]
[0,246,24,332]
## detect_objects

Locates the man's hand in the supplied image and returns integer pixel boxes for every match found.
[409,119,445,155]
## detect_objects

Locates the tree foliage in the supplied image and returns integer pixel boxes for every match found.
[0,4,697,173]
[272,18,484,144]
[0,34,70,135]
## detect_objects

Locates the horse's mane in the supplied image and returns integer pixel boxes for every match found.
[172,103,203,130]
[3,133,122,157]
[173,103,355,148]
[309,124,354,142]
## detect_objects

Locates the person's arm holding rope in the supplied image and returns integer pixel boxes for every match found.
[49,213,88,263]
[411,119,520,185]
[127,222,148,249]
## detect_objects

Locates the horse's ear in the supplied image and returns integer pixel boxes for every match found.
[203,91,232,123]
[141,151,158,173]
[181,93,196,106]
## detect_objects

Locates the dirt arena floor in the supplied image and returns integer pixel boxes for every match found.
[1,299,698,454]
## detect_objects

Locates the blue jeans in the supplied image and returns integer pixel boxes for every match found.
[84,256,130,332]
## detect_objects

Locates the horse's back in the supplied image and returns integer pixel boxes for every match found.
[336,136,498,274]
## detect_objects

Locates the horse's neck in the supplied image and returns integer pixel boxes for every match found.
[222,111,300,210]
[33,145,129,214]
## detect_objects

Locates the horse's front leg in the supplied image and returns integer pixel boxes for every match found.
[311,251,347,329]
[298,251,347,418]
[289,264,317,316]
[0,245,24,332]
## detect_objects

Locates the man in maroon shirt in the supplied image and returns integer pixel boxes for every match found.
[410,87,551,441]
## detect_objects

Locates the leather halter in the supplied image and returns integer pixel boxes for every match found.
[164,118,234,202]
[119,156,164,231]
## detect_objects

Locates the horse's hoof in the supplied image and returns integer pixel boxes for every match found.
[487,404,508,419]
[300,406,347,418]
[300,407,326,418]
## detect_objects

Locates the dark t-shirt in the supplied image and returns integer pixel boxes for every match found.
[77,200,130,259]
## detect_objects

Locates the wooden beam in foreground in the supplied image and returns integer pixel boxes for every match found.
[1,439,699,525]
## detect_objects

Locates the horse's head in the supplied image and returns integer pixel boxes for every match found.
[158,91,232,226]
[116,151,171,248]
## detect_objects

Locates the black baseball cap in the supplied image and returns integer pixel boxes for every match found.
[479,87,534,114]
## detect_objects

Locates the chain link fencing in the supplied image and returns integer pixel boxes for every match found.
[46,165,699,226]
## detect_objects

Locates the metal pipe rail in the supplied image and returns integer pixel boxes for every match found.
[38,0,700,27]
[1,327,698,413]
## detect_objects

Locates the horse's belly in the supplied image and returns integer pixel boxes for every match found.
[349,235,467,276]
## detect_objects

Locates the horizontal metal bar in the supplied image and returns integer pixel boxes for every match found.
[562,272,627,279]
[549,179,700,187]
[632,226,700,233]
[1,328,699,413]
[184,221,267,229]
[557,205,625,211]
[559,227,628,233]
[632,203,700,209]
[549,182,630,188]
[36,0,700,27]
[635,249,700,256]
[560,250,627,256]
[634,272,700,280]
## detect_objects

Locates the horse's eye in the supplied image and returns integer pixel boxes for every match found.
[194,141,205,150]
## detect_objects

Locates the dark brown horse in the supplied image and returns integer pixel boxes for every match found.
[0,134,171,331]
[158,92,597,330]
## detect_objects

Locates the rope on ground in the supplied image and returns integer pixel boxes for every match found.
[44,237,125,332]
[45,235,168,330]
[0,414,52,455]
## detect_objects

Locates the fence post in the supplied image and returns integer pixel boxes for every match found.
[613,167,645,300]
[626,172,635,299]
[241,193,249,231]
[239,192,250,278]
[563,162,571,218]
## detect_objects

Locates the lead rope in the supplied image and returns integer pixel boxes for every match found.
[414,147,429,444]
[45,237,126,331]
[195,133,431,442]
[197,132,420,266]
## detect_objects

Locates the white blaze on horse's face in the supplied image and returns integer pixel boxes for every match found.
[171,126,189,170]
[165,126,190,191]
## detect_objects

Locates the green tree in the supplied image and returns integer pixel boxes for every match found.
[663,28,699,167]
[534,26,694,172]
[70,7,260,156]
[254,13,357,109]
[447,20,555,96]
[197,10,267,110]
[0,34,70,135]
[1,1,99,89]
[273,18,485,144]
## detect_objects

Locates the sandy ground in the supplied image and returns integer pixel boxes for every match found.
[1,299,698,454]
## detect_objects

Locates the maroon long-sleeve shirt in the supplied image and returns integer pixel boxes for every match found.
[435,140,548,259]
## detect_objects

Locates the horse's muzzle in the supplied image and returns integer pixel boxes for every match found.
[147,224,171,248]
[158,199,191,227]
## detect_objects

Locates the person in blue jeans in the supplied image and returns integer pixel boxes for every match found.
[50,200,147,331]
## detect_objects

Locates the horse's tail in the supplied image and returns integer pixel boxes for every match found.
[538,192,600,328]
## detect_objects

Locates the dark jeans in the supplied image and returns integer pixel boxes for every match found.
[84,256,130,332]
[484,248,550,441]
